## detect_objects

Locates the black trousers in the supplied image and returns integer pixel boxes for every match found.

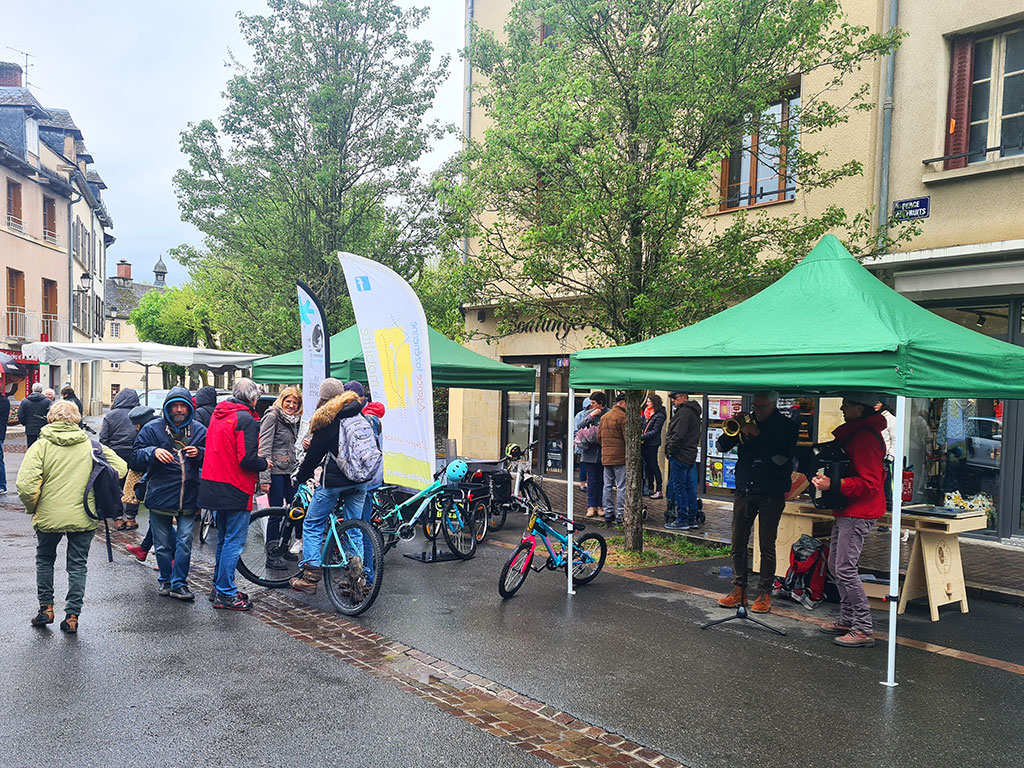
[641,442,662,493]
[730,492,785,593]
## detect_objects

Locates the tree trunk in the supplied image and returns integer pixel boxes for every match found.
[623,389,646,552]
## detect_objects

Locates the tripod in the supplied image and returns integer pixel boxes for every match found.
[701,592,787,636]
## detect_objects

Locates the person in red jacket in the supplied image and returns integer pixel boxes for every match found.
[198,378,270,611]
[811,392,887,648]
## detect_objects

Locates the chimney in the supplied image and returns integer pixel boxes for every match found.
[0,62,23,88]
[116,259,132,280]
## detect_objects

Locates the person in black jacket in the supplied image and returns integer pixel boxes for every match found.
[641,394,667,499]
[716,391,797,614]
[289,378,370,594]
[664,391,702,530]
[18,383,52,447]
[0,391,9,494]
[193,385,218,428]
[100,388,142,529]
[60,385,83,416]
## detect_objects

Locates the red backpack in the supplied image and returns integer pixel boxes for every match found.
[772,534,836,609]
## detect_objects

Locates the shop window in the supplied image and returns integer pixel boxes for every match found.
[720,93,799,210]
[501,356,574,476]
[945,28,1024,169]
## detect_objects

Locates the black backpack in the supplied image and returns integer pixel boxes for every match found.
[83,440,123,520]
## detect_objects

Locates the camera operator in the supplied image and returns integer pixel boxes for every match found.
[716,391,797,614]
[810,393,886,648]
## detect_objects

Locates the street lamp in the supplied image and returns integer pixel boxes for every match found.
[78,272,92,293]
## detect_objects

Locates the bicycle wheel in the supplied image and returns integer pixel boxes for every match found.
[486,500,507,532]
[322,518,383,616]
[423,497,443,541]
[199,509,213,544]
[370,494,401,555]
[570,532,607,584]
[441,497,477,559]
[237,508,303,588]
[498,542,532,598]
[523,480,551,512]
[472,500,490,543]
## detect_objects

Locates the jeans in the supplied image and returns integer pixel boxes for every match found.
[266,474,296,541]
[668,458,698,524]
[0,440,7,490]
[602,465,626,521]
[729,493,784,593]
[642,442,662,493]
[213,509,250,597]
[829,516,876,634]
[581,461,604,508]
[36,530,93,614]
[361,486,379,584]
[150,511,196,590]
[301,483,369,568]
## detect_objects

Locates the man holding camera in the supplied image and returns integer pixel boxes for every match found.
[717,391,797,614]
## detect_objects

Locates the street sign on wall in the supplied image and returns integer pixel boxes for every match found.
[892,196,930,220]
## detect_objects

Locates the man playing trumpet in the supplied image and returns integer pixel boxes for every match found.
[717,391,798,613]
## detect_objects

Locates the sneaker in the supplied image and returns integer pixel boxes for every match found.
[209,588,249,602]
[157,582,171,596]
[170,586,196,601]
[59,614,79,634]
[212,593,252,611]
[664,520,690,530]
[0,486,7,494]
[650,491,662,499]
[265,553,291,570]
[125,544,148,562]
[31,604,55,627]
[834,630,875,648]
[819,620,853,636]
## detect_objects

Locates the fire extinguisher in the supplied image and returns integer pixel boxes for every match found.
[902,467,914,502]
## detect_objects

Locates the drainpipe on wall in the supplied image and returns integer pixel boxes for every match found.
[877,0,899,251]
[461,0,474,265]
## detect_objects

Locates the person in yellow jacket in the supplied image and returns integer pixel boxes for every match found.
[17,400,127,634]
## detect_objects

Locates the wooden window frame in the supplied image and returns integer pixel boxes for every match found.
[719,95,799,212]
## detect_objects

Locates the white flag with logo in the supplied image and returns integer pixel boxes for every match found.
[338,252,434,490]
[297,280,331,436]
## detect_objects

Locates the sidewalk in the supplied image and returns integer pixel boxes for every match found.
[541,476,1024,607]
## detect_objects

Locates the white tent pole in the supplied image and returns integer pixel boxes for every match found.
[144,364,150,405]
[882,394,907,687]
[567,386,576,596]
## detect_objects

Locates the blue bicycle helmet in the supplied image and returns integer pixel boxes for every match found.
[445,459,469,483]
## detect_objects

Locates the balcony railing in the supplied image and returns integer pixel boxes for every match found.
[40,313,68,342]
[5,308,67,343]
[5,306,27,339]
[6,214,24,233]
[43,229,60,246]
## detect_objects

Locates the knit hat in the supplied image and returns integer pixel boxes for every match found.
[343,381,366,398]
[319,378,345,400]
[841,392,882,408]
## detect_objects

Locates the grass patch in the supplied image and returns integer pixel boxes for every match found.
[604,533,731,570]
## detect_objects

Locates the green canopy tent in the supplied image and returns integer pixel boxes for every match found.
[566,234,1024,685]
[251,324,535,391]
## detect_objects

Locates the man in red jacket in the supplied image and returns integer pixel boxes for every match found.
[811,392,887,648]
[198,378,270,611]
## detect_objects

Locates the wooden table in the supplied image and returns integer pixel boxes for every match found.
[752,502,987,621]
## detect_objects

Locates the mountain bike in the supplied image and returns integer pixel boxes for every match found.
[498,505,606,599]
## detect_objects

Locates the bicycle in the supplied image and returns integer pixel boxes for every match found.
[199,509,214,544]
[498,505,607,599]
[236,482,384,616]
[370,460,484,560]
[466,442,551,540]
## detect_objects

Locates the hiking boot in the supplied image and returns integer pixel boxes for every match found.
[750,592,771,613]
[717,586,745,608]
[819,620,853,636]
[126,544,148,562]
[157,582,172,596]
[289,565,322,594]
[60,614,79,634]
[31,604,55,627]
[834,630,875,648]
[347,555,363,576]
[170,586,196,601]
[212,593,252,611]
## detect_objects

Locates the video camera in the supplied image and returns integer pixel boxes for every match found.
[805,441,851,510]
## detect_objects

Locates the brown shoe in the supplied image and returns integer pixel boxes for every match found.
[834,630,875,648]
[289,565,323,594]
[31,604,55,626]
[819,620,853,636]
[750,592,771,613]
[717,586,745,608]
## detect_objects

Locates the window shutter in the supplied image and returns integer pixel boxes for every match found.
[944,35,974,170]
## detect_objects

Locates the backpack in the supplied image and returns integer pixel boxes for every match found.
[335,414,383,483]
[83,440,124,520]
[772,534,837,609]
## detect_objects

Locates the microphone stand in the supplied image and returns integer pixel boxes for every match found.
[701,590,787,636]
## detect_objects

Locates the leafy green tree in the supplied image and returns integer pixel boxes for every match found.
[173,0,453,354]
[130,285,221,383]
[461,0,911,550]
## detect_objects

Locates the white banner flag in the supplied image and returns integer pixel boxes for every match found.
[297,280,331,436]
[338,252,434,490]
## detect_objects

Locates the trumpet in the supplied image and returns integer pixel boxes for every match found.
[722,412,755,441]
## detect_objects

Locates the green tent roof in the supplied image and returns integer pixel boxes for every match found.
[570,234,1024,398]
[252,324,535,391]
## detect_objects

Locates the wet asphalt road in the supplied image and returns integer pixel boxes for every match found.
[2,434,1022,768]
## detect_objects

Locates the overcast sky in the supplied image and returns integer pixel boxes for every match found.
[2,0,466,287]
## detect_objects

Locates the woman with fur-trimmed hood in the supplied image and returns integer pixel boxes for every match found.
[289,378,370,594]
